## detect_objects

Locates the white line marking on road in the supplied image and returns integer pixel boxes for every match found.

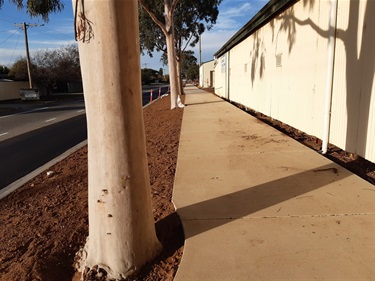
[0,107,49,119]
[77,109,85,113]
[23,107,49,114]
[45,118,56,123]
[0,132,9,137]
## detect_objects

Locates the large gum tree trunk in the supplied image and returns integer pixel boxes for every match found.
[73,0,161,279]
[139,0,184,109]
[165,32,179,109]
[164,1,179,109]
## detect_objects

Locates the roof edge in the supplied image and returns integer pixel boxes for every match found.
[214,0,298,58]
[200,59,215,65]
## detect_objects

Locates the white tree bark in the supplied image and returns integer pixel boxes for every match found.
[73,0,161,279]
[138,0,184,109]
[165,32,179,109]
[164,2,179,109]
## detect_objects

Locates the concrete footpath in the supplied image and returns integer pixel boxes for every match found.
[172,85,375,280]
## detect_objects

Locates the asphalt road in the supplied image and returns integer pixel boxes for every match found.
[0,85,170,190]
[141,84,170,105]
[0,114,87,189]
[0,99,86,141]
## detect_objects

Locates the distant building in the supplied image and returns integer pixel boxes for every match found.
[0,80,29,101]
[199,60,215,88]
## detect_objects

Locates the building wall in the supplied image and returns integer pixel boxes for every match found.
[330,0,375,161]
[0,81,30,101]
[214,0,375,163]
[214,53,229,99]
[199,60,215,88]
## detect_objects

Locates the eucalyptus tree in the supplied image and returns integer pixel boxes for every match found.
[0,0,64,20]
[181,50,199,80]
[8,58,31,80]
[138,0,180,109]
[160,50,199,81]
[139,0,221,108]
[0,65,10,74]
[73,1,162,279]
[1,0,161,280]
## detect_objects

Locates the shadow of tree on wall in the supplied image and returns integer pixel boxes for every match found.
[269,0,374,160]
[277,7,297,54]
[250,30,266,86]
[342,0,374,159]
[273,0,316,54]
[249,0,316,87]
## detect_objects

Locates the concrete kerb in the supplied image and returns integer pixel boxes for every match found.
[0,96,167,200]
[143,93,170,109]
[0,140,88,200]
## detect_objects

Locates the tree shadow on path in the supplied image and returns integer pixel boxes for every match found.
[174,162,351,239]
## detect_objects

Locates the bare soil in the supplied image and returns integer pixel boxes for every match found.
[231,101,375,185]
[1,88,374,281]
[203,86,374,185]
[0,95,184,281]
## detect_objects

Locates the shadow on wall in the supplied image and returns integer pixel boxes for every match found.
[279,0,316,52]
[342,0,374,158]
[249,0,317,87]
[250,30,266,86]
[264,0,374,160]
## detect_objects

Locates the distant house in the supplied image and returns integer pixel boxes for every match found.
[214,0,375,163]
[0,80,29,101]
[199,60,215,88]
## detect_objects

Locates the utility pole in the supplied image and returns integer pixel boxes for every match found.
[14,22,43,89]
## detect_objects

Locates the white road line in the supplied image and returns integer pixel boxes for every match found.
[45,118,56,123]
[0,132,9,137]
[77,109,85,113]
[0,107,49,119]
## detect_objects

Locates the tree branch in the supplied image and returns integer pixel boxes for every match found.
[139,0,167,35]
[171,0,180,14]
[182,32,195,52]
[180,17,200,52]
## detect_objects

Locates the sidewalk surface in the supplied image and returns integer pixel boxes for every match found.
[172,85,375,280]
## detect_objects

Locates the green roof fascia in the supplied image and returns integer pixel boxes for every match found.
[214,0,298,58]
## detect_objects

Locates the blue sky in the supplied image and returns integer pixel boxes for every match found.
[0,0,268,70]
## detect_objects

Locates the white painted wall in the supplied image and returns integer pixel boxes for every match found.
[199,60,215,88]
[330,0,375,161]
[0,81,29,101]
[214,0,375,163]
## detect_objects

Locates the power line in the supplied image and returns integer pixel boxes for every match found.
[42,25,74,40]
[38,29,74,41]
[0,27,21,45]
[7,30,22,66]
[1,12,74,43]
[14,22,44,88]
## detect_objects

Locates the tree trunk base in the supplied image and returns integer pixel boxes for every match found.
[74,238,162,280]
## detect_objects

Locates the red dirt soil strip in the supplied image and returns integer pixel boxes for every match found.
[0,95,184,281]
[230,100,375,185]
[203,87,374,184]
